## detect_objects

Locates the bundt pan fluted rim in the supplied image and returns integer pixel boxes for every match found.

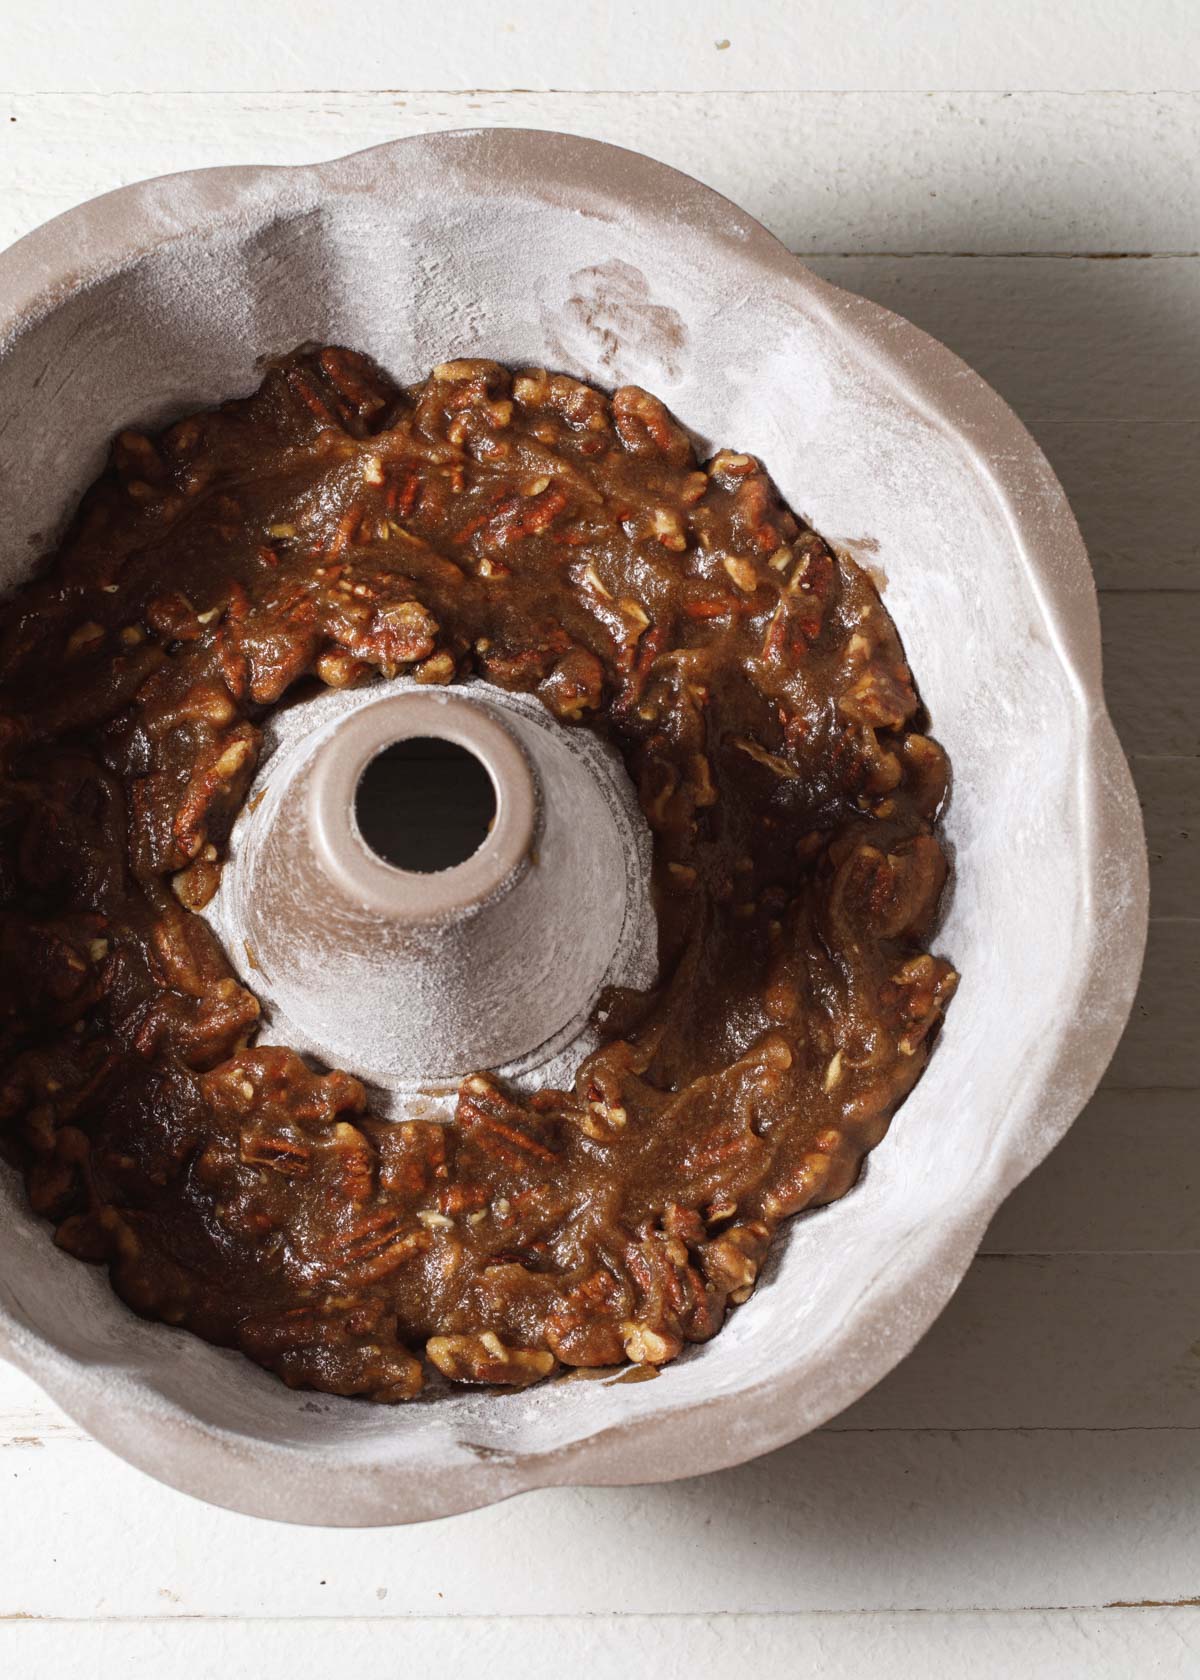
[0,130,1147,1525]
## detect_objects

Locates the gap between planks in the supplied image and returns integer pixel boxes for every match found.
[1,1608,1197,1680]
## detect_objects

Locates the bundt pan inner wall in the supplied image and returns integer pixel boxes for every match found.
[0,130,1147,1525]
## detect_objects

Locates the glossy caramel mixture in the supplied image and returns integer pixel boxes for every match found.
[0,349,956,1398]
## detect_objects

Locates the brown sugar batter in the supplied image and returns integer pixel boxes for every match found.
[0,348,957,1399]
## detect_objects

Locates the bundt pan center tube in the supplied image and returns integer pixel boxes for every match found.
[0,130,1147,1524]
[204,678,657,1095]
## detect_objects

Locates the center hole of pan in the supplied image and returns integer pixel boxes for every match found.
[354,736,498,874]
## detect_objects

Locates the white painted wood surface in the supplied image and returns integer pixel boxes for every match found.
[10,1612,1200,1679]
[1,5,1198,1673]
[4,1,1198,94]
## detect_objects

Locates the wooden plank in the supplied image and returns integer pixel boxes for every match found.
[835,1252,1200,1430]
[1031,423,1198,591]
[1,1411,1198,1615]
[1100,591,1200,757]
[810,256,1200,424]
[981,1087,1199,1254]
[2,2,1194,96]
[1104,919,1197,1090]
[3,91,1200,257]
[3,1609,1199,1677]
[1137,756,1198,919]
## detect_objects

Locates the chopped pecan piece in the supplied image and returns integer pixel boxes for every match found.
[426,1332,555,1387]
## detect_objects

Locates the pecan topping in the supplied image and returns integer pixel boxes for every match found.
[0,347,953,1402]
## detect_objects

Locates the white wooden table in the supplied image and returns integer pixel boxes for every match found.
[2,4,1197,1673]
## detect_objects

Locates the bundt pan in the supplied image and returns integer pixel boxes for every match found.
[0,130,1147,1524]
